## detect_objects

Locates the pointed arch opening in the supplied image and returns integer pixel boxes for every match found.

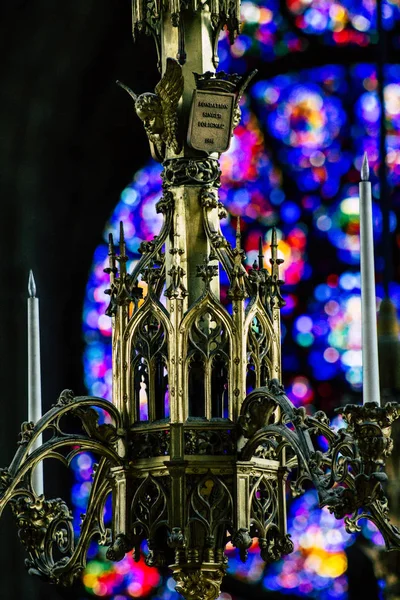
[130,311,169,422]
[186,306,231,420]
[246,313,273,392]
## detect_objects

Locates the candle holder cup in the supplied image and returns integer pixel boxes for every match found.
[338,402,400,467]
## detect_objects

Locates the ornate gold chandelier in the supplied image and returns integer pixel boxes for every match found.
[1,2,400,599]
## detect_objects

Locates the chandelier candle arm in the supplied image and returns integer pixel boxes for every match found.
[27,270,44,495]
[359,153,381,406]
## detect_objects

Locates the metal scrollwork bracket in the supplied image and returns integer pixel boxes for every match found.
[239,380,400,552]
[0,391,124,584]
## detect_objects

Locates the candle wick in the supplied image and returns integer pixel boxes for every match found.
[361,152,370,182]
[28,270,37,298]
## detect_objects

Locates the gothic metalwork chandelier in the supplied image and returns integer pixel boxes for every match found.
[1,2,400,599]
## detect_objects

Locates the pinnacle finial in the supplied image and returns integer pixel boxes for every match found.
[28,270,37,298]
[361,152,370,182]
[118,221,128,276]
[105,233,117,284]
[108,232,115,253]
[271,228,278,262]
[258,236,264,270]
[119,222,127,258]
[236,216,241,251]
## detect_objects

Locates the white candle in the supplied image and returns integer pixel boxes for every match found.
[28,270,44,495]
[359,153,381,406]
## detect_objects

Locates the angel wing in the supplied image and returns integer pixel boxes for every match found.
[236,69,258,107]
[232,69,258,132]
[155,58,184,154]
[116,80,138,103]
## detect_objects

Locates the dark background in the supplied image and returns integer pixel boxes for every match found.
[0,1,157,597]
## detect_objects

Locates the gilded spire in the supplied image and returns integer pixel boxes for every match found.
[108,233,117,284]
[268,227,285,308]
[104,233,118,286]
[118,221,128,277]
[270,227,283,279]
[271,227,278,263]
[119,221,126,254]
[228,216,247,300]
[258,236,264,270]
[236,216,242,251]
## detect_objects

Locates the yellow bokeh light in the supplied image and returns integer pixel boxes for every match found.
[319,552,348,578]
[83,573,97,589]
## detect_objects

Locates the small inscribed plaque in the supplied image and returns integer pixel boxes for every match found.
[188,90,235,153]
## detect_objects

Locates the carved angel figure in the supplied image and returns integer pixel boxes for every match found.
[117,58,184,161]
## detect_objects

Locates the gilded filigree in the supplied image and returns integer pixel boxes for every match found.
[240,383,400,552]
[162,157,221,187]
[259,526,294,564]
[238,387,278,439]
[18,421,35,445]
[130,430,170,458]
[168,527,186,549]
[10,495,76,583]
[156,190,175,214]
[53,389,75,407]
[131,0,241,56]
[232,527,252,562]
[173,567,226,600]
[74,405,120,444]
[184,429,235,455]
[131,475,168,557]
[165,265,188,299]
[0,468,12,493]
[227,219,247,301]
[106,533,131,562]
[196,261,219,290]
[200,187,219,209]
